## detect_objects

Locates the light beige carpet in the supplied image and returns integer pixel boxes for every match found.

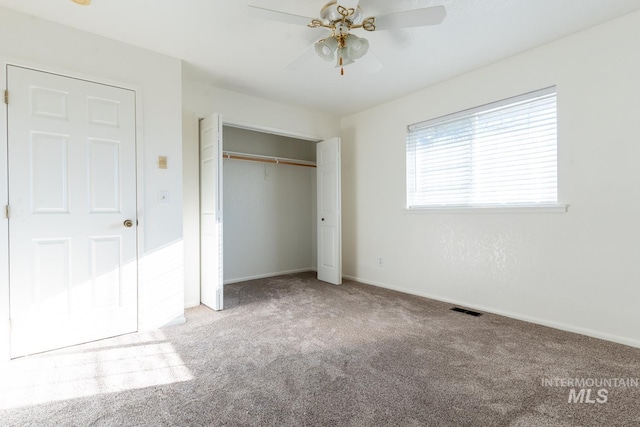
[1,272,639,426]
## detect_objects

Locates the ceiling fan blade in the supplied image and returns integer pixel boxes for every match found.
[359,50,383,74]
[247,5,313,27]
[284,44,318,71]
[337,0,360,9]
[374,5,446,31]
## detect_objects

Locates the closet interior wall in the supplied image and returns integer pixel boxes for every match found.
[222,126,317,283]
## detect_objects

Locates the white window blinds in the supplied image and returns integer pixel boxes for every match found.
[406,87,557,208]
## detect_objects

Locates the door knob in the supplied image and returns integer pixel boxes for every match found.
[123,219,134,228]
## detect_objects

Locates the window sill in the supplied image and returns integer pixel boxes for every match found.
[404,204,568,214]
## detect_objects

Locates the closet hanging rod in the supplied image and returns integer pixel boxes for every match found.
[222,151,317,168]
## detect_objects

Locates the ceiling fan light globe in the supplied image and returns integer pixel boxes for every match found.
[315,38,338,61]
[345,34,369,60]
[335,47,355,68]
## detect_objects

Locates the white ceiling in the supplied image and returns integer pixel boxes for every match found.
[1,0,640,116]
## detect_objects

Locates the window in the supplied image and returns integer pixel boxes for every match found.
[406,87,558,209]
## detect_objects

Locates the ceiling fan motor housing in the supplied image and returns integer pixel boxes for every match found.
[334,22,350,35]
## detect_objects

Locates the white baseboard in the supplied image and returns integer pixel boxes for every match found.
[138,312,186,333]
[224,268,314,285]
[343,275,640,349]
[184,299,201,309]
[160,314,187,328]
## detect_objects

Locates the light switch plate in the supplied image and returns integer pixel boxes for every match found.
[158,156,168,169]
[158,191,169,204]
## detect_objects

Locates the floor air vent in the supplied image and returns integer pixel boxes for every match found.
[450,307,483,317]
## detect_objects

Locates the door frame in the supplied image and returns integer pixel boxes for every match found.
[0,59,146,362]
[194,114,325,306]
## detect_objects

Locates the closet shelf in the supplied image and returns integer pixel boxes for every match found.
[222,151,316,168]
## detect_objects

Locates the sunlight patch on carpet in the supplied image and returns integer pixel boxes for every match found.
[0,334,193,409]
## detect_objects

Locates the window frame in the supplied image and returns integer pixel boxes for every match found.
[405,87,567,213]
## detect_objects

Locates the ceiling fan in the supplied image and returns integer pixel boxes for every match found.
[248,0,446,75]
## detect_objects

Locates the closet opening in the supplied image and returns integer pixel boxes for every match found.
[222,125,318,284]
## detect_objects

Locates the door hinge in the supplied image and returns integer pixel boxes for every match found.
[5,205,9,219]
[3,90,7,105]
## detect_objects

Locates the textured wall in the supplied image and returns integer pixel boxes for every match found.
[340,11,640,347]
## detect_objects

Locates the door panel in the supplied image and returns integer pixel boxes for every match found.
[90,236,123,308]
[31,132,69,213]
[89,139,121,212]
[317,137,342,285]
[200,114,224,310]
[33,238,70,315]
[7,66,137,358]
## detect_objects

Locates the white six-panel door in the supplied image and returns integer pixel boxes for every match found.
[7,66,138,358]
[317,137,342,285]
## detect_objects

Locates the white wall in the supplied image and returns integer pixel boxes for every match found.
[223,127,316,283]
[182,64,340,307]
[0,7,184,359]
[341,11,640,348]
